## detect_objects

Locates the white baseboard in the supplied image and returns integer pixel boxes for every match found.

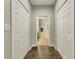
[29,46,32,51]
[49,44,54,46]
[49,44,57,50]
[32,44,37,47]
[24,46,32,59]
[49,44,55,47]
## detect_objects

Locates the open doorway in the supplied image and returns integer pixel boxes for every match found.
[36,16,50,46]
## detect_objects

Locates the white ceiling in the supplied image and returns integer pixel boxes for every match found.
[31,0,56,5]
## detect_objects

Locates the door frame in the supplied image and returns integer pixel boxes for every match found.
[36,16,50,46]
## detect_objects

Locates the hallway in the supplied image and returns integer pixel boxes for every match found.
[4,0,74,59]
[24,46,62,59]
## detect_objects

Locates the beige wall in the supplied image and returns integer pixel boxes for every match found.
[31,5,55,46]
[54,0,74,59]
[4,0,11,59]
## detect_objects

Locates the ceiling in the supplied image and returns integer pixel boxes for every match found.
[31,0,56,5]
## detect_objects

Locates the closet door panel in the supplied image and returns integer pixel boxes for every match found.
[12,0,30,59]
[63,1,72,59]
[55,0,67,11]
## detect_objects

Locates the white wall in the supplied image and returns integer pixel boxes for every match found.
[12,0,32,59]
[31,5,55,46]
[4,0,11,59]
[54,0,74,59]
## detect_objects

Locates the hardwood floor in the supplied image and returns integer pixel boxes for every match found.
[38,37,48,45]
[24,46,62,59]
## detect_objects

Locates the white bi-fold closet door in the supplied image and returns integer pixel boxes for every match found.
[55,0,74,59]
[12,0,31,59]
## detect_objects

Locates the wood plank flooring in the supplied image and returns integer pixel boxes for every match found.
[38,37,48,45]
[24,46,62,59]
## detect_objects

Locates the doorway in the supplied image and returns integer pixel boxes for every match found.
[36,16,50,46]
